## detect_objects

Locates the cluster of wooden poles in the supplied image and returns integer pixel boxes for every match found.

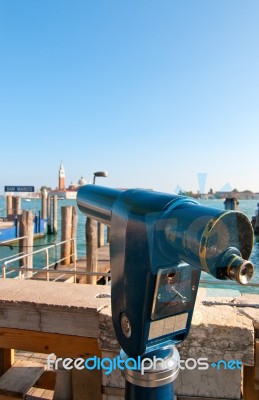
[5,193,57,235]
[4,193,109,282]
[85,217,109,284]
[41,192,58,235]
[6,195,22,217]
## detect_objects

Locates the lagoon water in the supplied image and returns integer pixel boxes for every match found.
[0,196,258,292]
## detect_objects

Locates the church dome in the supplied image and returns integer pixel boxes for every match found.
[78,176,87,186]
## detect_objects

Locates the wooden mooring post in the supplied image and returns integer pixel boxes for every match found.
[71,206,78,264]
[107,225,110,243]
[46,195,58,235]
[6,195,13,219]
[61,206,78,265]
[6,195,22,220]
[19,210,34,278]
[61,206,72,266]
[13,196,21,216]
[53,195,58,235]
[47,195,52,234]
[224,197,239,210]
[254,203,259,235]
[97,222,104,248]
[86,217,98,284]
[41,188,47,220]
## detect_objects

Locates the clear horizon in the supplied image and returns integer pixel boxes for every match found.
[0,1,258,194]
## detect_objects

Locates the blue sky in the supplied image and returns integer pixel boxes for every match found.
[0,0,258,194]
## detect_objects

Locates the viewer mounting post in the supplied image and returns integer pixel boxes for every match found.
[77,185,254,400]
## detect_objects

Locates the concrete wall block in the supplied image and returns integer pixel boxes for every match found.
[174,368,242,399]
[98,308,120,352]
[101,351,124,390]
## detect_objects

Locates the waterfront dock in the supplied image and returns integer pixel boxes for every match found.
[28,244,111,284]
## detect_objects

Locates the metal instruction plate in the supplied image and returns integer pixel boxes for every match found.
[148,313,188,340]
[151,265,196,320]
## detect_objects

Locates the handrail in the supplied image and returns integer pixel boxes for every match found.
[8,267,110,276]
[7,266,110,283]
[0,236,28,245]
[0,238,78,281]
[0,251,26,264]
[0,236,28,277]
[3,238,74,261]
[0,237,112,284]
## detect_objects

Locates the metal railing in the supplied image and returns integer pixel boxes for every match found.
[0,236,28,278]
[1,238,76,281]
[0,237,111,284]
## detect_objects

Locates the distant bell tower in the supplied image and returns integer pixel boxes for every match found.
[59,162,65,190]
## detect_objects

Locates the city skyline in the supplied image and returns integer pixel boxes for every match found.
[1,163,259,197]
[0,1,258,194]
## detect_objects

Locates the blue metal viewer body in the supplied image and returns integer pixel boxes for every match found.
[77,185,254,358]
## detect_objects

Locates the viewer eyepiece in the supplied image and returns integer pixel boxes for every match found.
[227,259,254,285]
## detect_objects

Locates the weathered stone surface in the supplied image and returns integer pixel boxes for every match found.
[178,288,255,366]
[0,279,111,309]
[0,280,111,337]
[101,351,124,390]
[174,367,241,399]
[98,308,120,352]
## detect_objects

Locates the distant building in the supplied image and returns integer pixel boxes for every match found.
[78,176,87,186]
[59,162,65,190]
[215,190,259,200]
[49,164,87,199]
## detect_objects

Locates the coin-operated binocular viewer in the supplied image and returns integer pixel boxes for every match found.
[77,185,254,400]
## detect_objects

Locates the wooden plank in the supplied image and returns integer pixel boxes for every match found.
[72,367,102,400]
[26,387,54,399]
[0,349,14,376]
[0,396,21,400]
[243,365,258,400]
[101,386,124,396]
[41,390,54,400]
[244,339,259,399]
[27,387,45,396]
[0,360,45,397]
[35,370,56,390]
[0,328,101,358]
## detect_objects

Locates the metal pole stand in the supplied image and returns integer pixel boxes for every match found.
[121,345,180,400]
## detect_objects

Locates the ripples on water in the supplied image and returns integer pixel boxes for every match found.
[0,197,258,291]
